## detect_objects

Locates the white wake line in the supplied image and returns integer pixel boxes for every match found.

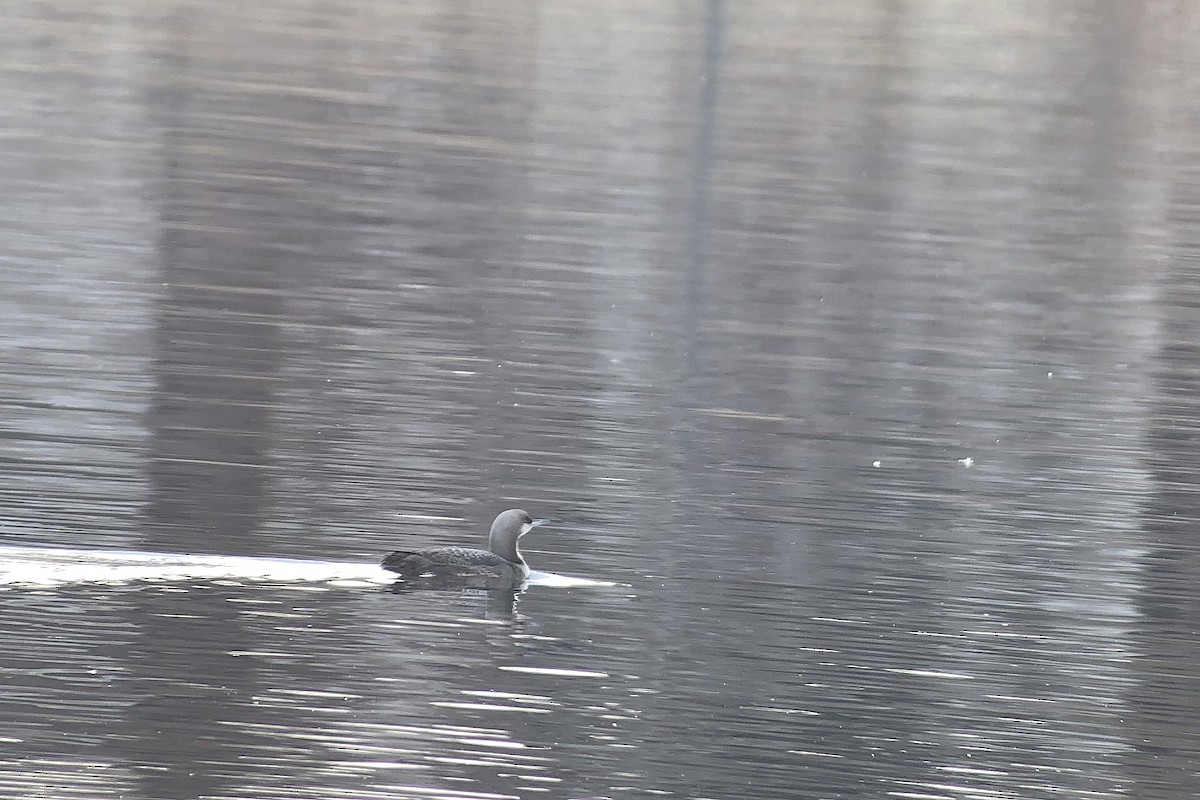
[0,545,618,590]
[525,570,619,588]
[0,545,395,588]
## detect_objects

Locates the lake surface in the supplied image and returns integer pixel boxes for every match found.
[2,2,1199,799]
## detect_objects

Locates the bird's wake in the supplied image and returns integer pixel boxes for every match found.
[0,544,395,589]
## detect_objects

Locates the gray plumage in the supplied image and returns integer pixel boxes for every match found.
[382,509,549,587]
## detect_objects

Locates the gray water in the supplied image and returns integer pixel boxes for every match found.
[2,2,1199,798]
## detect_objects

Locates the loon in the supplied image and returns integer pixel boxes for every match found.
[381,509,549,586]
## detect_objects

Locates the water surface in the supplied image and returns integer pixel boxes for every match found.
[1,2,1199,799]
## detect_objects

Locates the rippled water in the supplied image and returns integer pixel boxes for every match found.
[2,1,1199,799]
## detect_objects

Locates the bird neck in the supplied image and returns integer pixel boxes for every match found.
[489,533,525,565]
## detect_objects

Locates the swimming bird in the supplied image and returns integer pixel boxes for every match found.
[381,509,549,587]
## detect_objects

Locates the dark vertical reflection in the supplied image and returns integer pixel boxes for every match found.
[130,7,286,798]
[146,197,284,551]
